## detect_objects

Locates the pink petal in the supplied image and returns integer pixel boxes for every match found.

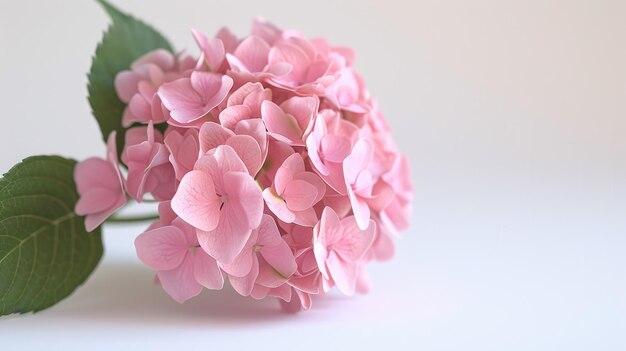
[343,139,373,184]
[74,158,120,193]
[190,71,233,113]
[274,153,304,195]
[347,187,371,230]
[294,172,326,204]
[131,49,175,71]
[191,29,225,71]
[75,188,119,215]
[283,180,318,212]
[219,105,252,130]
[279,96,318,135]
[326,251,357,296]
[293,208,319,227]
[194,145,248,194]
[261,100,303,144]
[336,217,376,262]
[157,255,203,303]
[82,194,126,232]
[305,127,328,175]
[234,119,268,156]
[158,77,206,123]
[251,17,282,45]
[171,170,221,232]
[256,216,297,278]
[197,172,262,263]
[158,72,232,123]
[321,134,352,163]
[219,231,257,277]
[229,36,270,73]
[199,121,235,154]
[255,257,289,288]
[263,188,296,223]
[226,135,263,176]
[193,249,224,290]
[229,257,259,296]
[114,71,141,103]
[135,225,188,271]
[222,171,264,229]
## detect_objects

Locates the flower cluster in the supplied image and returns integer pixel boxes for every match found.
[75,18,413,311]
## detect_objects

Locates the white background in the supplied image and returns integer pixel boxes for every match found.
[1,0,625,349]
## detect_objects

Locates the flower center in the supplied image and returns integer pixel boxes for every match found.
[220,194,228,205]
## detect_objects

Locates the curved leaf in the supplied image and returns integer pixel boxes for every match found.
[0,156,103,315]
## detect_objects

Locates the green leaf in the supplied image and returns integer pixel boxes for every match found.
[0,156,103,315]
[88,0,173,155]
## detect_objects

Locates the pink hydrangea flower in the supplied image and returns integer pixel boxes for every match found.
[122,122,176,201]
[74,132,126,231]
[82,17,416,311]
[262,153,326,226]
[313,207,375,296]
[157,71,233,124]
[135,217,223,303]
[221,215,297,296]
[114,50,194,127]
[261,95,318,146]
[171,145,263,263]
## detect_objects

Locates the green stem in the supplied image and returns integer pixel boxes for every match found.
[106,214,159,223]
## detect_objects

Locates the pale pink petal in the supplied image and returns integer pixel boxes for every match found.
[321,134,352,163]
[257,217,297,278]
[157,255,203,303]
[82,194,126,232]
[274,153,305,195]
[131,49,175,71]
[193,145,247,193]
[261,100,303,144]
[219,105,251,130]
[75,188,119,215]
[305,127,327,175]
[199,121,235,154]
[223,171,264,229]
[74,158,120,193]
[234,119,268,156]
[190,71,233,112]
[171,170,221,232]
[197,172,262,263]
[279,96,318,135]
[191,29,225,71]
[219,231,257,277]
[256,257,289,288]
[343,139,374,184]
[294,172,326,204]
[135,225,188,271]
[293,208,319,227]
[226,135,262,176]
[317,206,343,246]
[326,251,357,296]
[114,71,141,103]
[336,217,376,262]
[348,187,371,230]
[193,249,224,290]
[283,180,318,212]
[251,17,282,45]
[263,188,296,223]
[228,36,270,72]
[158,77,205,123]
[158,72,232,123]
[229,255,259,296]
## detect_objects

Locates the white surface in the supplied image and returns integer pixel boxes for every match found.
[1,0,626,349]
